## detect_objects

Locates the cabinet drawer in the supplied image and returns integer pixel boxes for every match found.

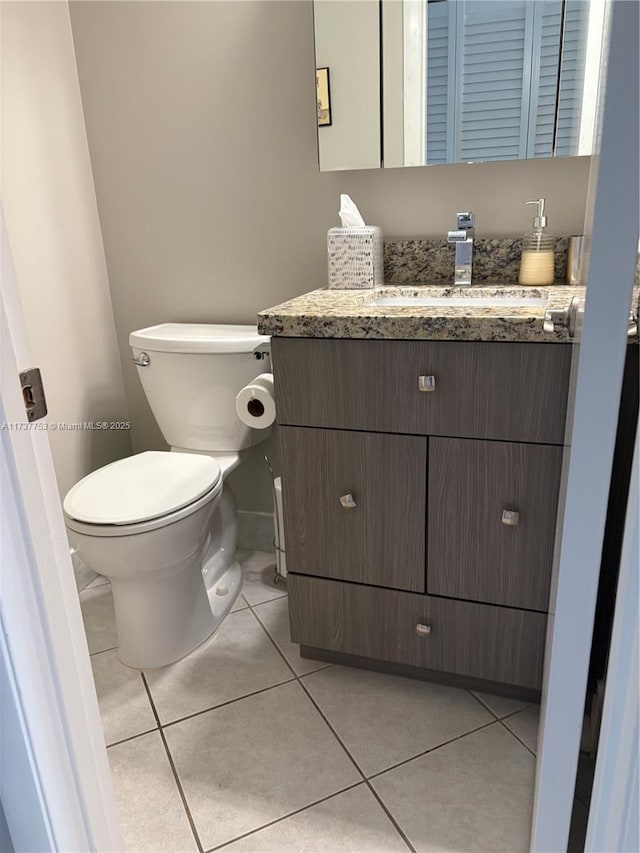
[280,427,426,591]
[272,338,571,444]
[428,438,563,611]
[288,574,547,689]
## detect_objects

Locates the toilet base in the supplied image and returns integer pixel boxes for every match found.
[113,486,241,670]
[205,559,243,624]
[115,533,242,670]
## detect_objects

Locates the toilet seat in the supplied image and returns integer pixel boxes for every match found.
[64,451,222,526]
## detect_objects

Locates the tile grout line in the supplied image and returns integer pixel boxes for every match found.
[249,594,416,853]
[465,689,504,720]
[295,678,416,853]
[99,574,534,853]
[364,781,417,853]
[105,727,159,750]
[105,677,298,746]
[249,589,531,852]
[249,598,334,678]
[202,782,365,853]
[241,600,298,677]
[141,673,204,853]
[214,578,409,852]
[366,718,499,782]
[160,676,298,731]
[497,717,537,758]
[89,645,118,657]
[296,677,370,778]
[100,593,299,747]
[466,688,535,722]
[89,568,411,851]
[469,690,540,757]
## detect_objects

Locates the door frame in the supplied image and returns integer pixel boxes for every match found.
[585,423,638,852]
[0,2,638,850]
[0,210,123,851]
[531,0,639,849]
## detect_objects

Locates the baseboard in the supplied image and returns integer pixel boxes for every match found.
[300,645,542,704]
[237,510,274,552]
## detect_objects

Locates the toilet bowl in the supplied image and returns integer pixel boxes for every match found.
[64,323,270,668]
[65,451,241,668]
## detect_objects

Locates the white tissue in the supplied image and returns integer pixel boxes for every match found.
[235,373,276,429]
[339,194,366,228]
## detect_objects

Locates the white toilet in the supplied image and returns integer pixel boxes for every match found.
[64,323,271,669]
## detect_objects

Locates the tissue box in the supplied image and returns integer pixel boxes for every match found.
[327,226,384,289]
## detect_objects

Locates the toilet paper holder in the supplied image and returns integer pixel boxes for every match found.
[253,343,270,361]
[265,455,287,586]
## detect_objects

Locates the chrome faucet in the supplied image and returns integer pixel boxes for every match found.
[447,212,475,286]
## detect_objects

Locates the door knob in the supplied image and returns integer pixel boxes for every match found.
[418,375,436,392]
[339,493,357,509]
[501,509,520,526]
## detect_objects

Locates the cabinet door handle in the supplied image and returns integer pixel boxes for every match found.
[418,375,436,392]
[339,493,357,509]
[501,509,520,526]
[415,623,432,637]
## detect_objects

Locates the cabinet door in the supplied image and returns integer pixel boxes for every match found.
[288,574,547,689]
[280,427,426,591]
[428,437,563,610]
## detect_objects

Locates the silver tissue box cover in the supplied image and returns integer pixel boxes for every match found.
[327,226,384,289]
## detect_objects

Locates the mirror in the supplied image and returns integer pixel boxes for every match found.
[314,0,607,171]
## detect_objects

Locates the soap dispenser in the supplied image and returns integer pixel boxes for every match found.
[519,198,555,286]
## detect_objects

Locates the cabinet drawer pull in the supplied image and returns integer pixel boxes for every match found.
[339,493,357,509]
[418,375,436,393]
[415,623,432,637]
[501,509,520,526]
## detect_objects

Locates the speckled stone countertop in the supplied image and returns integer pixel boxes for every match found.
[257,284,593,343]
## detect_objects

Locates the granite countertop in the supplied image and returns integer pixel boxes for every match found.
[257,283,592,343]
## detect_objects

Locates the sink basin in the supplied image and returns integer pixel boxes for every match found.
[367,295,549,309]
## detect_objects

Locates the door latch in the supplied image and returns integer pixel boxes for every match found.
[19,368,48,422]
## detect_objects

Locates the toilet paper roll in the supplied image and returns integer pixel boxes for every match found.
[235,373,276,429]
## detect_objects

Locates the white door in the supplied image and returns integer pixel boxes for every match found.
[0,209,123,851]
[585,422,638,852]
[531,1,639,849]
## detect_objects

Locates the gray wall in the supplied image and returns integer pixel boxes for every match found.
[2,2,131,501]
[70,0,591,513]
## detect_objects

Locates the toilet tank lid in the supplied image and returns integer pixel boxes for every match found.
[63,451,222,525]
[129,323,270,354]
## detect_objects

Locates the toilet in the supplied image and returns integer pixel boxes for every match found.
[64,323,271,669]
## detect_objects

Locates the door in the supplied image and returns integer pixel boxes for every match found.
[531,1,639,849]
[428,437,563,611]
[280,426,427,591]
[0,209,122,850]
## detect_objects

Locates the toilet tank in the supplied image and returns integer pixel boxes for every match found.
[129,323,271,452]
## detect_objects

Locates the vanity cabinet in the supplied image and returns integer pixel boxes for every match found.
[279,427,426,592]
[273,337,571,696]
[428,437,563,611]
[273,338,570,444]
[288,575,547,690]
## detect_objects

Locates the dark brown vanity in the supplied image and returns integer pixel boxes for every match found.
[272,336,572,699]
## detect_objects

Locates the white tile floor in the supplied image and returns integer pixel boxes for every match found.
[81,549,588,853]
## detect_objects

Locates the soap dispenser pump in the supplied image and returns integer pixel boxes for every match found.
[519,198,555,286]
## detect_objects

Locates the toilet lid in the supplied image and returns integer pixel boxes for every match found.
[63,451,222,525]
